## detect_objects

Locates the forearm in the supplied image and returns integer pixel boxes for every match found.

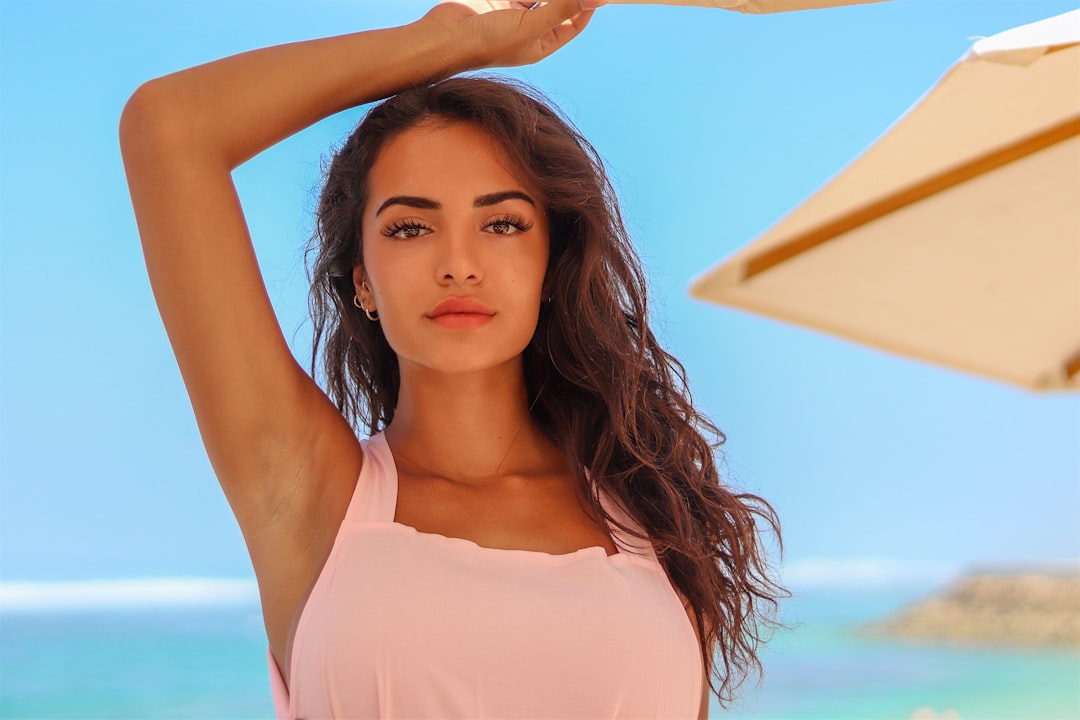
[121,18,466,169]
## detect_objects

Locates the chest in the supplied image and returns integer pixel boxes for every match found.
[289,527,703,719]
[393,469,621,557]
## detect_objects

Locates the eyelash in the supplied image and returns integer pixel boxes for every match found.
[381,219,432,240]
[485,214,533,235]
[380,214,534,239]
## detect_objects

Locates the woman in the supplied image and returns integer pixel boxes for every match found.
[120,1,782,717]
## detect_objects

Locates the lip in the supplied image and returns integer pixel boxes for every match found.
[427,297,496,318]
[426,297,496,330]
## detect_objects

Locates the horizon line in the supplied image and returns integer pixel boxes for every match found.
[0,577,260,613]
[4,558,1077,612]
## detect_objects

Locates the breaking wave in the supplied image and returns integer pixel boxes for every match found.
[781,557,961,589]
[0,577,260,612]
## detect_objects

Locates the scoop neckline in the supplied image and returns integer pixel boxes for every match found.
[370,431,650,565]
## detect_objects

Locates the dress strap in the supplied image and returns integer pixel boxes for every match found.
[342,431,397,525]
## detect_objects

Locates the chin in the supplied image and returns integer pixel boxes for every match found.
[429,352,524,376]
[386,322,535,377]
[396,343,528,378]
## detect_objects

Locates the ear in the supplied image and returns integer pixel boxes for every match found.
[352,265,374,307]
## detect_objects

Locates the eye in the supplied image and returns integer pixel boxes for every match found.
[484,213,533,236]
[382,218,432,240]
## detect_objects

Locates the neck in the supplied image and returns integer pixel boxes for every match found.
[384,357,561,485]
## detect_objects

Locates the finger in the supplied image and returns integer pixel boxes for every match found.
[535,6,598,56]
[524,0,602,33]
[535,10,594,57]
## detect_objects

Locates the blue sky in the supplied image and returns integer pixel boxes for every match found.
[1,0,1077,588]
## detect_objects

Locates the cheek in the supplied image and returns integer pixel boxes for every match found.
[513,232,550,289]
[503,258,548,310]
[358,251,409,344]
[361,241,405,297]
[369,271,418,331]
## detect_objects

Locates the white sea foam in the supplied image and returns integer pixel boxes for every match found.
[0,577,260,613]
[781,557,961,590]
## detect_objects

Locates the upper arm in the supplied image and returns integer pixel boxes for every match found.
[118,79,360,534]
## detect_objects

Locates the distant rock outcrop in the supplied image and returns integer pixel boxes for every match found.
[867,570,1080,647]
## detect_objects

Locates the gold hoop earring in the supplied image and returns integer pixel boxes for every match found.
[353,294,379,322]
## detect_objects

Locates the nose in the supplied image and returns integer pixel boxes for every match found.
[434,228,483,287]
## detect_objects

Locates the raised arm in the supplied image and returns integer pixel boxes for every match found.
[119,0,597,687]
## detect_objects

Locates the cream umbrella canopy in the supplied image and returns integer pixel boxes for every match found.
[689,10,1080,391]
[607,0,885,11]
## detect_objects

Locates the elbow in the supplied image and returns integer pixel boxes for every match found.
[119,77,197,164]
[119,79,172,159]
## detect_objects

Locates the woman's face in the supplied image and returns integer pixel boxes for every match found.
[354,121,550,376]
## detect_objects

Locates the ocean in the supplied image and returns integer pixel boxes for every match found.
[1,580,1077,719]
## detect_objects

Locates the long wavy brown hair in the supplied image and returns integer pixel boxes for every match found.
[307,75,784,705]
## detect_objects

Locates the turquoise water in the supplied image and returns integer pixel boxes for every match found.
[729,588,1080,719]
[1,588,1077,719]
[1,607,273,718]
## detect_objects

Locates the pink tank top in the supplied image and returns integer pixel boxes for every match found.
[268,432,703,718]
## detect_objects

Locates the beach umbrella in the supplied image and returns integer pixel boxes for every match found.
[689,9,1080,391]
[608,0,885,12]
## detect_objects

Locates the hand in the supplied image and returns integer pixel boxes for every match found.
[423,0,602,70]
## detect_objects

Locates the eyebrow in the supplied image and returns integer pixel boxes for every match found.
[374,190,536,217]
[475,191,536,208]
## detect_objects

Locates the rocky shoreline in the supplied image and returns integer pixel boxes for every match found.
[866,569,1080,648]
